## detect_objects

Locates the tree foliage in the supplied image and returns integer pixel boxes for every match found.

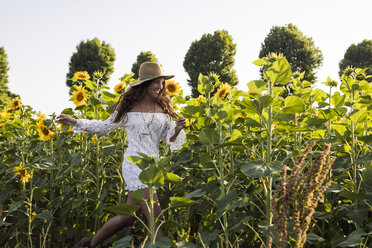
[183,30,238,97]
[131,51,158,79]
[339,39,372,81]
[66,38,116,87]
[0,46,18,106]
[259,23,323,83]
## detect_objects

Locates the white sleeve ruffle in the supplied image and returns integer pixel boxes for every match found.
[163,117,186,151]
[72,111,123,135]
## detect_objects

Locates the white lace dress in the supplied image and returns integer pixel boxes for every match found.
[72,111,186,191]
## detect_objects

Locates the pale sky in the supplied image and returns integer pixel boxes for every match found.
[1,0,371,115]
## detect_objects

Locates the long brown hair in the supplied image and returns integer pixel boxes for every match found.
[113,79,178,123]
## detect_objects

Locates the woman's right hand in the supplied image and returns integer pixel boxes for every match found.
[56,114,77,126]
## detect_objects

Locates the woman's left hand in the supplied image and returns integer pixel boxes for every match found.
[175,116,186,132]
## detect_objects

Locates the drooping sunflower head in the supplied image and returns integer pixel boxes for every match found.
[114,81,126,93]
[165,80,181,96]
[13,163,31,184]
[72,71,90,82]
[215,83,231,99]
[71,86,88,107]
[38,124,55,141]
[10,97,22,110]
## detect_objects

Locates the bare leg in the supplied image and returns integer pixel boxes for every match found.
[90,215,136,247]
[88,195,137,248]
[137,188,164,241]
[76,188,164,247]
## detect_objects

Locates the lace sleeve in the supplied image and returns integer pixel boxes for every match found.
[72,111,123,135]
[161,116,186,151]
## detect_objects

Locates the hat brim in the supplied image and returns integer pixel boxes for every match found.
[129,75,174,87]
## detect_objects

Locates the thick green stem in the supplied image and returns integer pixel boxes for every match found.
[218,123,229,247]
[266,82,273,226]
[27,175,34,248]
[327,86,332,135]
[351,91,358,194]
[294,114,298,151]
[149,186,155,243]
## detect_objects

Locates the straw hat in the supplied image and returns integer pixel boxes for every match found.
[129,62,174,87]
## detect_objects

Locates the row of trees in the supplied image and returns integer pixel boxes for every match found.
[0,24,371,104]
[0,47,18,106]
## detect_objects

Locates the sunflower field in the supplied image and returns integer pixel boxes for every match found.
[1,55,372,248]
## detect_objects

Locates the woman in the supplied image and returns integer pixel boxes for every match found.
[57,62,186,248]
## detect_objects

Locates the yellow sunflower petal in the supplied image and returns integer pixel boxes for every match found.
[166,80,181,96]
[10,97,22,110]
[58,123,72,132]
[38,124,55,141]
[71,86,88,107]
[13,163,31,184]
[72,71,90,81]
[195,95,203,106]
[215,83,231,99]
[114,81,126,93]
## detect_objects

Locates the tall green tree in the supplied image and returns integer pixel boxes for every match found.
[131,51,158,79]
[339,39,372,81]
[183,30,238,97]
[0,46,18,106]
[66,38,116,87]
[259,23,323,83]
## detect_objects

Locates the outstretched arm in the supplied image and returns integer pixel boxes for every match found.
[56,114,77,126]
[56,111,123,135]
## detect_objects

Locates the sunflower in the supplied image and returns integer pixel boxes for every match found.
[37,124,55,141]
[72,71,90,81]
[166,80,181,96]
[114,81,126,93]
[71,86,88,106]
[215,83,231,99]
[58,123,72,133]
[0,111,7,120]
[250,155,256,161]
[10,97,22,110]
[0,110,9,127]
[13,163,31,184]
[36,113,47,125]
[236,112,244,118]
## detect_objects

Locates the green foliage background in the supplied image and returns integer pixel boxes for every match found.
[339,39,372,81]
[183,30,239,97]
[65,38,116,88]
[1,55,371,247]
[0,46,18,106]
[259,23,323,84]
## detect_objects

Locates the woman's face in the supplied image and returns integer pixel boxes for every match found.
[145,78,164,99]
